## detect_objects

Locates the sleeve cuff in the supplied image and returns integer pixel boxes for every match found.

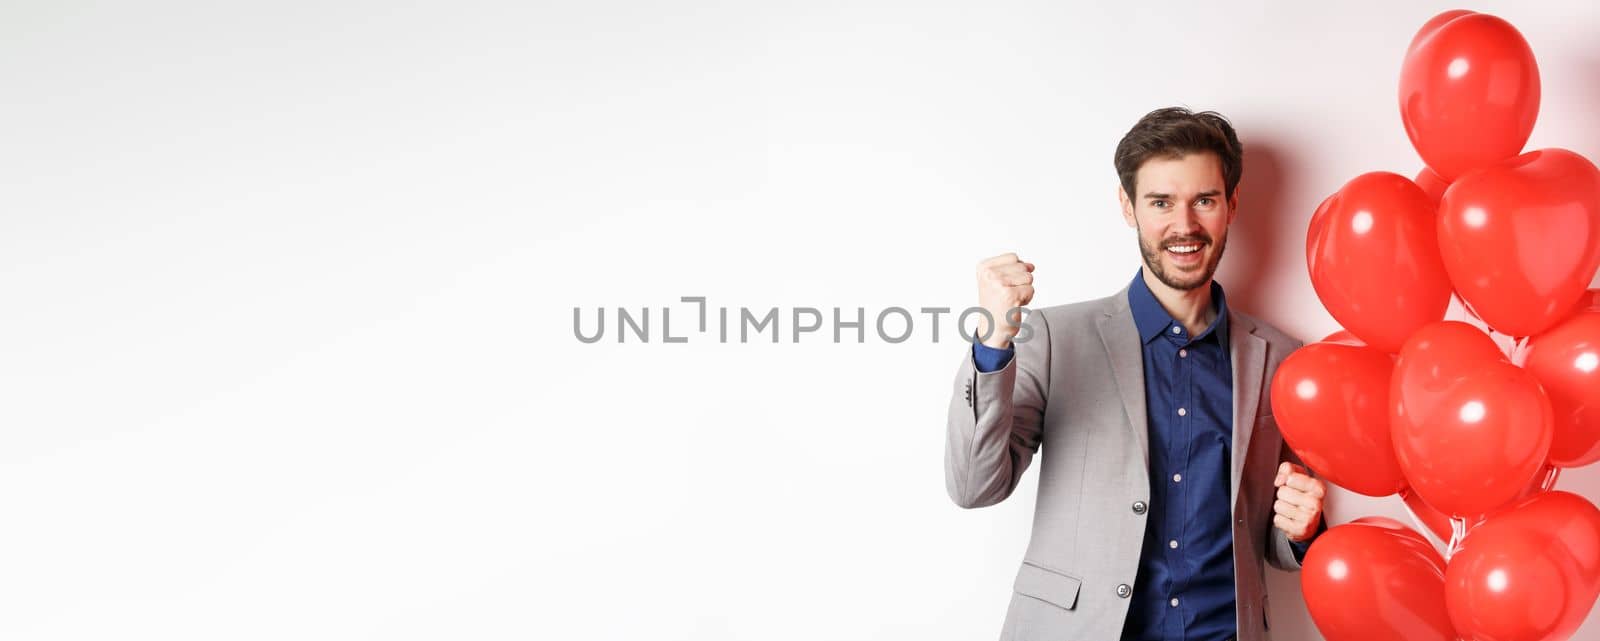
[972,341,1015,373]
[1289,517,1329,563]
[1289,538,1311,563]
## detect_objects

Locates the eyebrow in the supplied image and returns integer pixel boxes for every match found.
[1142,190,1222,199]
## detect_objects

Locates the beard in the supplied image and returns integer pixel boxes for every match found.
[1138,229,1227,291]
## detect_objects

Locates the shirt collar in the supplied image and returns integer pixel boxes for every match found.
[1127,268,1230,349]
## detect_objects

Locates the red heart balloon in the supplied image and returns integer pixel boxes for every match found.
[1438,148,1600,338]
[1415,167,1450,207]
[1302,517,1455,641]
[1400,11,1539,180]
[1271,340,1404,496]
[1573,288,1600,317]
[1405,10,1477,53]
[1391,322,1552,517]
[1321,329,1361,345]
[1446,491,1600,641]
[1401,466,1557,543]
[1523,311,1600,467]
[1307,173,1452,353]
[1401,487,1456,542]
[1391,321,1506,431]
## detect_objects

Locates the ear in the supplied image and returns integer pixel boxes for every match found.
[1118,185,1136,228]
[1227,190,1240,225]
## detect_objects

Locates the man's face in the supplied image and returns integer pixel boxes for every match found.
[1118,152,1237,291]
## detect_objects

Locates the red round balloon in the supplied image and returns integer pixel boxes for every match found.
[1439,148,1600,338]
[1271,341,1404,496]
[1307,173,1452,353]
[1446,491,1600,641]
[1523,311,1600,467]
[1391,322,1552,517]
[1415,167,1450,206]
[1302,517,1455,641]
[1400,11,1539,180]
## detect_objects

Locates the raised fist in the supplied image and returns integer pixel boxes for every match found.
[975,252,1035,349]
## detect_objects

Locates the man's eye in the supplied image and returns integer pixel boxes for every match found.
[1196,198,1214,206]
[1151,200,1168,208]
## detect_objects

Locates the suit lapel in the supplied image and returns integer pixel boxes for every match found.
[1229,311,1267,512]
[1097,290,1149,469]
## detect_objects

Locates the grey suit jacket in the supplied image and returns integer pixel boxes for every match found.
[946,285,1307,641]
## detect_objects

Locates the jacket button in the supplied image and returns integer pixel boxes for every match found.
[1132,501,1148,515]
[1116,583,1132,598]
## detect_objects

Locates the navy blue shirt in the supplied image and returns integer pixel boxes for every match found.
[1121,271,1236,641]
[973,271,1314,641]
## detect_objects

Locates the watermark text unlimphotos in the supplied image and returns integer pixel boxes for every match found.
[573,297,1032,344]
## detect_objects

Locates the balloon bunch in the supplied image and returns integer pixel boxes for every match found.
[1270,11,1600,641]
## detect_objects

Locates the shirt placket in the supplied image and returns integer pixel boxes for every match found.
[1165,325,1191,640]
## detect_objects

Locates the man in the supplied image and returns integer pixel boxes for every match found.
[945,107,1326,641]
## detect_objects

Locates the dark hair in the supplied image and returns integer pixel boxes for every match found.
[1113,107,1243,201]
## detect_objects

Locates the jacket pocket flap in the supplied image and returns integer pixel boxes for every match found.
[1013,561,1082,610]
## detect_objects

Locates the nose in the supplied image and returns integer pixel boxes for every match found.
[1172,204,1203,234]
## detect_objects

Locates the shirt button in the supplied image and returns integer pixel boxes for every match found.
[1172,326,1181,334]
[1179,349,1188,358]
[1170,597,1180,608]
[1169,539,1179,549]
[1132,501,1148,515]
[1177,407,1187,417]
[1173,473,1183,483]
[1116,584,1132,598]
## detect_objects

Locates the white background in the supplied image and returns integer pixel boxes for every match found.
[3,1,1600,639]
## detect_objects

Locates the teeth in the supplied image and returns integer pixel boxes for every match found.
[1168,245,1200,254]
